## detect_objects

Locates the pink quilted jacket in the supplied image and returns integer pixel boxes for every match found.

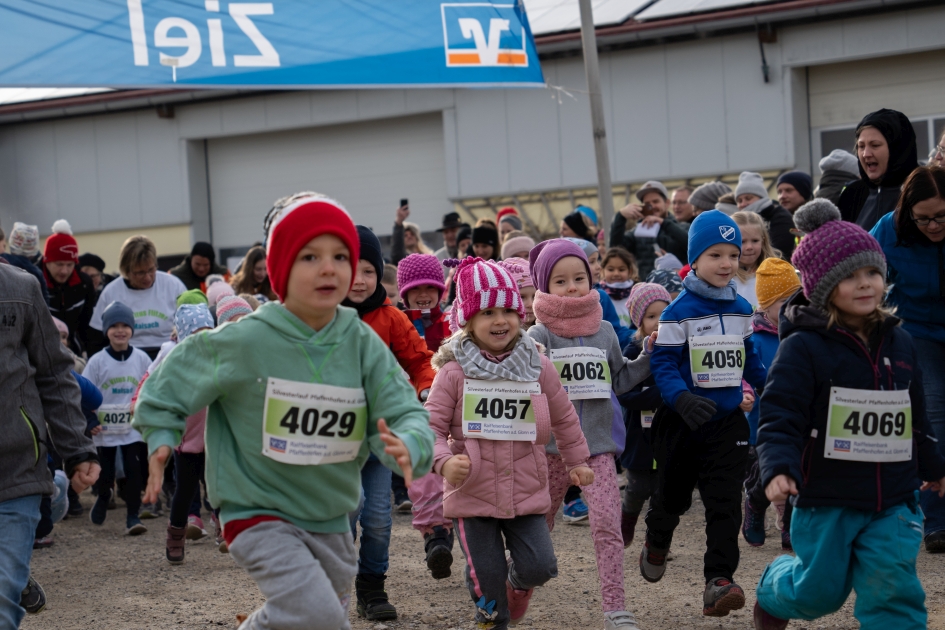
[426,341,590,519]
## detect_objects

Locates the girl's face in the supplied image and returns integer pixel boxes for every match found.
[519,285,536,326]
[253,259,268,284]
[470,307,521,355]
[587,251,601,284]
[559,220,578,239]
[283,235,352,331]
[692,244,740,288]
[403,229,418,248]
[457,239,471,258]
[762,297,788,332]
[857,126,889,182]
[346,259,377,304]
[831,267,885,324]
[548,256,590,297]
[739,225,763,268]
[603,257,630,283]
[912,195,945,243]
[406,284,440,310]
[473,243,494,259]
[639,300,667,337]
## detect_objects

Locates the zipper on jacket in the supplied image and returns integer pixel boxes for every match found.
[20,407,40,464]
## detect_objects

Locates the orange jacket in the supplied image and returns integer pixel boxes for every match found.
[361,298,435,395]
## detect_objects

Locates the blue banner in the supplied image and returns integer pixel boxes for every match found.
[0,1,544,88]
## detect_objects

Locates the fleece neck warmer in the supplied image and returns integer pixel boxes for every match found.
[600,279,634,301]
[532,289,602,338]
[682,272,738,301]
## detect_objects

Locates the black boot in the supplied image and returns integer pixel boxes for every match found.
[423,525,454,580]
[355,573,397,620]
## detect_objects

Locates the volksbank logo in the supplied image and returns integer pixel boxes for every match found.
[441,3,529,67]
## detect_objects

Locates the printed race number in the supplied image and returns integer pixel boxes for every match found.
[825,387,911,462]
[277,407,359,438]
[472,397,532,421]
[462,379,540,441]
[550,347,612,400]
[689,335,745,388]
[97,404,133,435]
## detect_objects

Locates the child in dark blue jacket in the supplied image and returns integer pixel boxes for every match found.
[754,201,945,630]
[642,211,767,618]
[618,283,672,548]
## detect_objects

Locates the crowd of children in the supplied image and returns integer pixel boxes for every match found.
[15,179,945,630]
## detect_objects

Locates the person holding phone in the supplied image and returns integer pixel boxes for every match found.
[391,199,434,264]
[609,181,690,279]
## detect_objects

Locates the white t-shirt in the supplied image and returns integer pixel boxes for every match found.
[90,272,186,349]
[735,275,757,310]
[83,347,152,447]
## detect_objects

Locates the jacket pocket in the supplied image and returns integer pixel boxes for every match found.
[20,407,40,465]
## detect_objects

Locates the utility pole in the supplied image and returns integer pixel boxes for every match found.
[578,0,615,243]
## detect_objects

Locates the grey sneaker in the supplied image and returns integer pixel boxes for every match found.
[703,577,745,617]
[604,610,640,629]
[20,575,46,614]
[639,542,668,583]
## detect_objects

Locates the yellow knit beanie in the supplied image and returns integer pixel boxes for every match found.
[756,258,801,310]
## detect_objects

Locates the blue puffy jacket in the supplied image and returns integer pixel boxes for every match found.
[72,370,103,434]
[617,336,661,471]
[757,291,945,512]
[597,288,632,349]
[870,212,945,343]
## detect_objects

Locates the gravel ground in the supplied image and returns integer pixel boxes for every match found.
[22,490,945,630]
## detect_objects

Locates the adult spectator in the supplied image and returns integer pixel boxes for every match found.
[575,205,599,230]
[560,211,595,242]
[609,180,689,279]
[869,166,945,552]
[455,226,472,259]
[169,242,230,293]
[89,236,186,359]
[433,212,466,262]
[815,149,859,206]
[776,171,813,214]
[930,128,945,167]
[688,181,732,217]
[734,171,796,259]
[78,253,113,294]
[229,246,277,301]
[42,220,97,355]
[671,186,696,223]
[498,213,523,240]
[391,203,433,265]
[839,108,919,231]
[0,225,49,304]
[0,262,99,628]
[716,192,738,216]
[471,225,499,260]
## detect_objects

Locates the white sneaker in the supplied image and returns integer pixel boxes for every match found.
[605,610,640,629]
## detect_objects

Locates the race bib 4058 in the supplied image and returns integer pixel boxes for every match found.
[689,335,744,388]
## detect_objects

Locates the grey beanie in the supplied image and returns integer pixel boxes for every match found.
[101,301,136,334]
[688,181,732,211]
[499,214,523,231]
[735,172,769,200]
[819,149,860,176]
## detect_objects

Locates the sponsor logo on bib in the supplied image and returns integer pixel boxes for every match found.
[834,439,851,452]
[269,437,286,453]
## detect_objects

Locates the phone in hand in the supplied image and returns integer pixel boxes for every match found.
[400,198,409,208]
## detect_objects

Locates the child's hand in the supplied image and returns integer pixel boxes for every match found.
[765,474,798,502]
[644,331,658,355]
[143,445,172,504]
[90,425,103,436]
[442,455,471,486]
[739,393,755,412]
[569,466,595,487]
[920,477,945,498]
[70,461,100,494]
[378,419,413,487]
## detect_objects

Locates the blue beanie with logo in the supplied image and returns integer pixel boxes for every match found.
[687,210,742,263]
[101,301,136,335]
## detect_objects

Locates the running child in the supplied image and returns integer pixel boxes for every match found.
[642,210,767,617]
[753,200,945,630]
[731,211,780,308]
[527,238,655,630]
[600,248,640,329]
[498,258,535,329]
[398,253,451,352]
[83,301,152,535]
[426,256,593,629]
[135,193,434,630]
[741,258,800,552]
[617,283,672,547]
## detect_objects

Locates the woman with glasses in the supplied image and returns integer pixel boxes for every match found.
[88,236,186,360]
[929,129,945,167]
[870,165,945,553]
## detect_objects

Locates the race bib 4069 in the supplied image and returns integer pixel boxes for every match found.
[825,387,912,463]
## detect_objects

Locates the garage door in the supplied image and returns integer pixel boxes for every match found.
[207,113,450,250]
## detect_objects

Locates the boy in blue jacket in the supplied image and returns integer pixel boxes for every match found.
[640,211,767,617]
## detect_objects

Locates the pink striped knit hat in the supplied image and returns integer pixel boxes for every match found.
[397,253,447,301]
[498,257,533,289]
[446,257,525,331]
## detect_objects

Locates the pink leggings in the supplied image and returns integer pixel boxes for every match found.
[407,472,452,536]
[546,453,624,613]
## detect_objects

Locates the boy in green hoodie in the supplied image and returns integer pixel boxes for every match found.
[134,192,434,630]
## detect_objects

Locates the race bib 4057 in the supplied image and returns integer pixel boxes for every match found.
[462,379,541,441]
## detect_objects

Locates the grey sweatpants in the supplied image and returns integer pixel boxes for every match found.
[228,520,357,630]
[454,514,558,629]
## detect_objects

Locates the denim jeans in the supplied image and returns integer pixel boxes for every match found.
[0,494,42,629]
[349,454,392,576]
[917,339,945,535]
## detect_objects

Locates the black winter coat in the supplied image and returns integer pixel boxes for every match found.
[757,292,945,512]
[617,337,661,471]
[43,267,97,355]
[610,213,689,279]
[815,169,858,207]
[757,201,796,261]
[169,257,230,292]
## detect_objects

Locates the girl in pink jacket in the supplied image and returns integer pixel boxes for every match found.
[427,257,593,629]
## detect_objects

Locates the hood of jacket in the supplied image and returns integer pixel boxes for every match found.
[855,109,919,189]
[251,300,361,348]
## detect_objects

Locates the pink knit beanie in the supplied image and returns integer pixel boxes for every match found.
[446,257,525,331]
[216,295,253,324]
[397,253,447,301]
[206,280,235,308]
[501,235,536,261]
[626,282,672,329]
[498,257,533,289]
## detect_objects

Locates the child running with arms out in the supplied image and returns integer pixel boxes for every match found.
[753,200,945,630]
[643,211,767,617]
[84,301,153,535]
[134,193,434,630]
[426,256,593,630]
[527,239,655,630]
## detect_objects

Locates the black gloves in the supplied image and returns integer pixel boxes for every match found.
[675,391,717,430]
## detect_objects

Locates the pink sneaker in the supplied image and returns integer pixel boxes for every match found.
[506,582,534,626]
[186,515,208,541]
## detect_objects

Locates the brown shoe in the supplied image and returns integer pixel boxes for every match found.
[166,524,186,565]
[235,613,248,628]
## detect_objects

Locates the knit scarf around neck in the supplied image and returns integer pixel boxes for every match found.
[599,279,634,301]
[682,272,738,301]
[451,333,542,382]
[532,289,602,338]
[742,197,774,215]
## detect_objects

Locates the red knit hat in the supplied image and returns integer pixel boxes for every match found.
[496,207,519,223]
[43,220,79,263]
[265,195,359,301]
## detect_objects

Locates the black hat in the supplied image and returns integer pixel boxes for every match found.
[437,212,466,231]
[457,226,472,244]
[472,226,498,247]
[562,212,592,241]
[191,241,216,264]
[77,253,106,272]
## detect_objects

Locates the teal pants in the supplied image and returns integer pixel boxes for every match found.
[756,499,926,629]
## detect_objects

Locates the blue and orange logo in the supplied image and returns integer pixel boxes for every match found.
[269,437,287,453]
[467,422,482,433]
[441,3,529,67]
[834,439,851,452]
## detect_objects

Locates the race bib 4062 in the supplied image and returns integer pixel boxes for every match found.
[550,347,611,400]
